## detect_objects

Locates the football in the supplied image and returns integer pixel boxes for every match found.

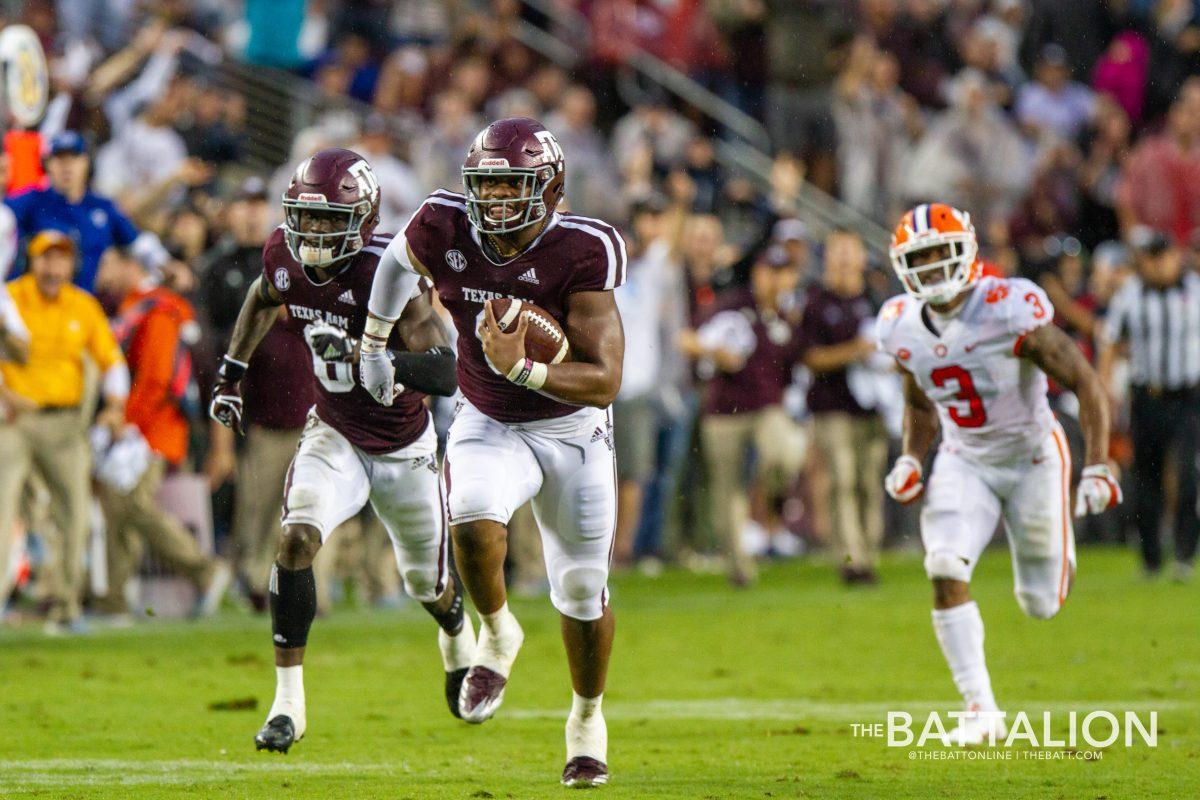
[490,298,571,364]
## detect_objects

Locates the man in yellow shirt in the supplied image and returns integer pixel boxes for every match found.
[0,231,129,632]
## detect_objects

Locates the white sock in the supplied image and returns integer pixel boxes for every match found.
[268,665,306,723]
[475,603,523,676]
[566,692,606,762]
[931,602,998,712]
[439,613,476,672]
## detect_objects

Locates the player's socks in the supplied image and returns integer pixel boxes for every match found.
[565,692,606,760]
[269,563,317,650]
[563,691,608,786]
[256,666,307,753]
[931,601,998,712]
[459,603,524,723]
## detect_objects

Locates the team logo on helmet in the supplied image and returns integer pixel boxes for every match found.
[274,267,291,292]
[445,249,467,272]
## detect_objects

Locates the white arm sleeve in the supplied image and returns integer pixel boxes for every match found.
[367,233,423,323]
[101,361,131,402]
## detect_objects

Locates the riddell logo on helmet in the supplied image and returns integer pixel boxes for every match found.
[479,158,510,168]
[298,192,327,203]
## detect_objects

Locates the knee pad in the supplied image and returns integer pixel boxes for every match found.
[401,567,440,603]
[924,549,972,583]
[446,476,507,524]
[283,482,323,526]
[551,564,608,621]
[1015,589,1061,620]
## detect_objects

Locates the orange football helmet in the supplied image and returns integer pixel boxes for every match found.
[889,203,980,304]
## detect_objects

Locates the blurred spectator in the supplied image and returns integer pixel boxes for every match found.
[681,246,806,586]
[310,33,380,104]
[1008,142,1083,259]
[179,83,245,165]
[1015,44,1096,142]
[832,38,921,222]
[1116,82,1200,244]
[1091,31,1150,126]
[868,0,953,109]
[353,115,423,231]
[612,191,686,566]
[544,84,621,221]
[242,0,308,70]
[373,46,430,113]
[800,230,885,585]
[762,0,850,191]
[0,232,128,632]
[904,70,1033,229]
[93,249,231,618]
[411,91,480,193]
[1078,96,1133,248]
[57,0,136,51]
[611,93,696,178]
[6,131,170,292]
[1098,230,1200,582]
[706,0,768,118]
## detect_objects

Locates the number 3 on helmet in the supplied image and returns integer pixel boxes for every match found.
[888,203,981,305]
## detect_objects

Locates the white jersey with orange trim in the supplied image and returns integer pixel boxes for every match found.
[875,275,1056,465]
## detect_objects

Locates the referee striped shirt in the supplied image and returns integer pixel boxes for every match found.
[1102,272,1200,390]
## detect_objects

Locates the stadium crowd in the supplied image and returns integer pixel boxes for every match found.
[0,0,1198,632]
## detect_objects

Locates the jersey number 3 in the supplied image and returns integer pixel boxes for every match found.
[930,365,987,428]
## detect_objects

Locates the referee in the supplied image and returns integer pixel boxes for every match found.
[1098,229,1200,581]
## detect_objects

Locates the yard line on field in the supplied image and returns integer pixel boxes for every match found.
[505,698,1195,721]
[0,758,409,788]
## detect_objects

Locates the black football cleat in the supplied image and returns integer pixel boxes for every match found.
[255,715,298,754]
[561,756,609,788]
[445,667,469,719]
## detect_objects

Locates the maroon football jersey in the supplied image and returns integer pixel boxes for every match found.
[262,227,430,453]
[405,190,626,423]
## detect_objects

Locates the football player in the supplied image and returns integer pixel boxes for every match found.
[876,203,1122,745]
[360,118,625,787]
[209,148,475,753]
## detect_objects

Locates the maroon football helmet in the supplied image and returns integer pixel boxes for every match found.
[462,117,565,235]
[282,147,382,268]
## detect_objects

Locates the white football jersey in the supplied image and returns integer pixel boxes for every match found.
[875,276,1056,465]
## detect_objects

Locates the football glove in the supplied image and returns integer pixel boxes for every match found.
[1074,464,1122,517]
[360,348,396,406]
[884,455,925,504]
[209,355,247,435]
[304,322,355,363]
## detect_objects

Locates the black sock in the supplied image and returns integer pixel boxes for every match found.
[423,572,465,636]
[269,563,316,649]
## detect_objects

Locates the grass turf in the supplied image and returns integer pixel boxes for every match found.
[0,546,1196,799]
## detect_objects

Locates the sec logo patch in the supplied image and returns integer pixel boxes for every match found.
[446,249,467,272]
[274,267,291,292]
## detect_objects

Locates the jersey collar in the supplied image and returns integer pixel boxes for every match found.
[470,212,560,267]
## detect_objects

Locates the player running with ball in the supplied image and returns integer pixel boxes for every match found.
[876,203,1122,745]
[361,117,625,786]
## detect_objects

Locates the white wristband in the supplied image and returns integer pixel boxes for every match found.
[361,315,394,354]
[506,357,548,390]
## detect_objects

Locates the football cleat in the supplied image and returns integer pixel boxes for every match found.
[946,706,1007,747]
[445,667,470,719]
[458,666,509,724]
[561,756,609,788]
[255,715,301,754]
[458,612,523,723]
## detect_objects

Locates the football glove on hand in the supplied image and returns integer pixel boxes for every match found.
[360,348,396,406]
[209,355,247,435]
[304,322,355,363]
[884,455,925,504]
[1074,464,1122,517]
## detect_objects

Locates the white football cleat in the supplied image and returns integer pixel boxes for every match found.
[458,611,523,724]
[946,705,1007,746]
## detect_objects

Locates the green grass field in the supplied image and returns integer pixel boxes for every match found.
[1,546,1196,799]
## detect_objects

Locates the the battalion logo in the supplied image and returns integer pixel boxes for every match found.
[274,267,291,292]
[446,249,467,272]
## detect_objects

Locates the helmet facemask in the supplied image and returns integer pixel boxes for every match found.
[282,199,373,268]
[890,233,979,305]
[463,165,557,235]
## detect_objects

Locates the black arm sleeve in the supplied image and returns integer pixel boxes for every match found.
[389,346,458,396]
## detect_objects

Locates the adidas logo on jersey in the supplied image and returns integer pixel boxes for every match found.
[338,290,355,304]
[517,268,540,284]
